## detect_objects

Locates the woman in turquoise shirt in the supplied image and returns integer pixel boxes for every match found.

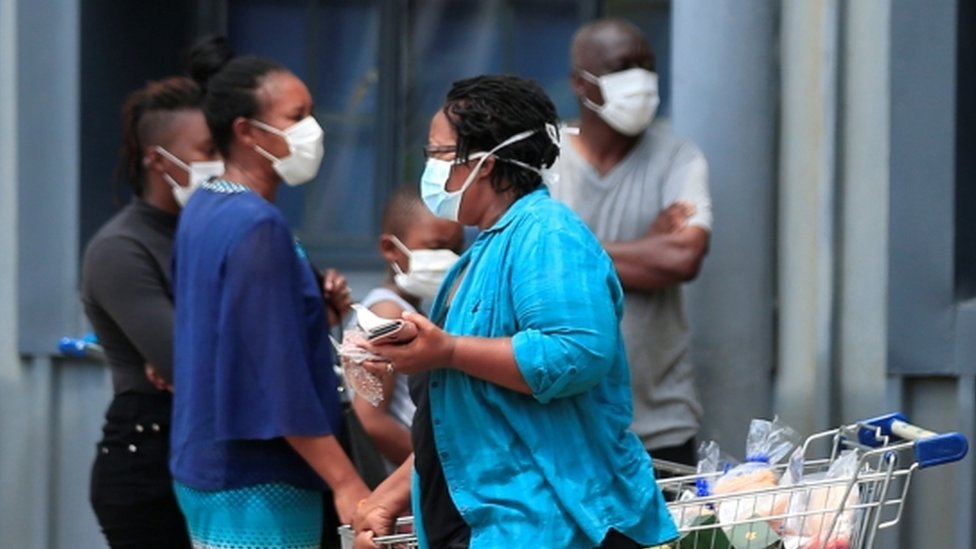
[353,75,677,549]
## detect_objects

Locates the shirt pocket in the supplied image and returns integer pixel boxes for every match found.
[461,297,499,336]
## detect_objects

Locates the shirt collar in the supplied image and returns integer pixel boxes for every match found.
[483,186,549,234]
[202,178,250,194]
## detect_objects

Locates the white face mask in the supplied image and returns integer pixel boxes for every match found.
[154,146,224,207]
[419,128,539,222]
[251,116,325,186]
[388,235,460,300]
[579,67,659,136]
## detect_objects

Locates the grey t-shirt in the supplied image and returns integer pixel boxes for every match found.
[82,199,177,395]
[548,123,712,450]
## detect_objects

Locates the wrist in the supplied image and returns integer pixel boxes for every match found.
[443,335,459,369]
[330,469,366,494]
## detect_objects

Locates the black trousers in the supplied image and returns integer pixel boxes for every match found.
[598,529,645,549]
[649,437,698,467]
[89,393,191,549]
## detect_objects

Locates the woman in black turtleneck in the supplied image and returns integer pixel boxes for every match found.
[80,76,221,549]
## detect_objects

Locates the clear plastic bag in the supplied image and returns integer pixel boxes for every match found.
[781,450,860,549]
[672,440,724,528]
[336,329,386,406]
[714,417,799,531]
[695,440,724,496]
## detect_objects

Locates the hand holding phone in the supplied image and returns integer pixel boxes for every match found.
[351,304,418,344]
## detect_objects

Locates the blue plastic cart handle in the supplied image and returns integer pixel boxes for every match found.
[857,412,969,468]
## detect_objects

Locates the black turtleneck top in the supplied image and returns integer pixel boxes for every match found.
[82,199,178,395]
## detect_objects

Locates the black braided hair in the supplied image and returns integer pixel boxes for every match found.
[443,75,560,198]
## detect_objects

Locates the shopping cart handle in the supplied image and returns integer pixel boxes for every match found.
[857,412,969,468]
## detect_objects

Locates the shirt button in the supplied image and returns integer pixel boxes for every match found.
[151,423,160,432]
[128,444,137,453]
[431,381,440,389]
[135,424,144,433]
[440,451,449,460]
[433,418,441,426]
[101,447,109,454]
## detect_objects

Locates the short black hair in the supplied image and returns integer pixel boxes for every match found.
[188,35,287,156]
[443,75,560,199]
[118,76,202,196]
[381,183,429,238]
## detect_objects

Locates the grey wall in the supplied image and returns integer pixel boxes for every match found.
[672,1,779,451]
[888,1,975,547]
[1,1,97,548]
[15,0,81,355]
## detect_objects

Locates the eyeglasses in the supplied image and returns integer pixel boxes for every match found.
[422,144,457,160]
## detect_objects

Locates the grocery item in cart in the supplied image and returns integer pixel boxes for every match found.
[671,441,725,529]
[780,450,860,549]
[714,418,799,531]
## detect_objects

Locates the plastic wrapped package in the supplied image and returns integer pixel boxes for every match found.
[713,418,799,532]
[335,329,386,406]
[780,450,860,549]
[670,441,722,529]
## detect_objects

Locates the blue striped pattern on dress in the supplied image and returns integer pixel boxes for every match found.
[174,482,322,549]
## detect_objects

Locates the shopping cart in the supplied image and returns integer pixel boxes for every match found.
[661,413,967,548]
[339,516,417,549]
[338,413,968,549]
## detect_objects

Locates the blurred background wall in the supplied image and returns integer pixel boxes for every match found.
[0,0,972,547]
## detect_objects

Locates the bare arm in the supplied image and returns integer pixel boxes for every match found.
[285,434,370,525]
[352,379,412,465]
[604,224,710,291]
[354,455,414,537]
[608,145,713,292]
[450,335,531,394]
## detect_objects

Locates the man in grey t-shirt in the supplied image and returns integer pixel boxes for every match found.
[549,18,712,465]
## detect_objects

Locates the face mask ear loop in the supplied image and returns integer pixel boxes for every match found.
[545,123,560,147]
[154,146,191,172]
[162,172,181,191]
[249,119,286,137]
[388,235,412,256]
[576,69,607,113]
[577,69,600,85]
[250,120,293,162]
[453,128,540,195]
[253,144,281,164]
[387,235,412,275]
[494,129,537,152]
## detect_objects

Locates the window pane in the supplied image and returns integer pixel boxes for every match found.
[403,0,584,180]
[228,0,382,267]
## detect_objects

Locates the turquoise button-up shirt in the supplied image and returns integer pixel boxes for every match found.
[414,187,678,548]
